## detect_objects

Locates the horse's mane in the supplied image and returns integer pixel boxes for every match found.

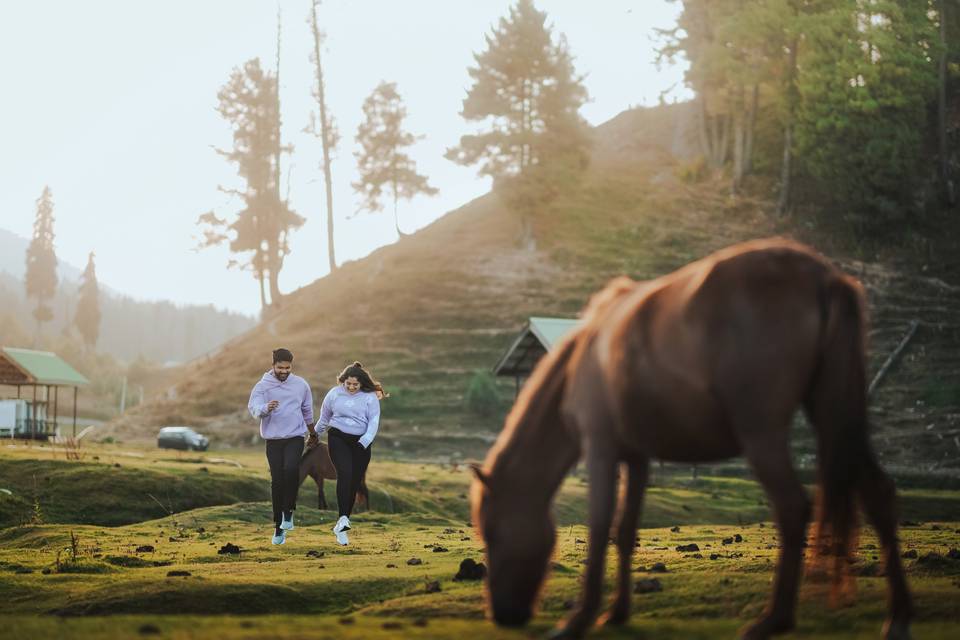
[481,276,640,483]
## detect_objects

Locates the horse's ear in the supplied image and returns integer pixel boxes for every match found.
[470,464,491,489]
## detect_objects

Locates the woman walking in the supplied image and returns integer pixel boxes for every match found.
[316,361,385,545]
[248,348,317,545]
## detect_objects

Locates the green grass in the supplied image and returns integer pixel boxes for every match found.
[0,515,957,638]
[0,443,958,639]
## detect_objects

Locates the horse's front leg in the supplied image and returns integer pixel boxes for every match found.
[601,457,649,627]
[551,443,619,639]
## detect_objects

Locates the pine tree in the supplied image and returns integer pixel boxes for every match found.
[24,186,58,339]
[353,82,438,238]
[74,252,101,349]
[445,0,589,179]
[197,58,304,313]
[795,0,939,224]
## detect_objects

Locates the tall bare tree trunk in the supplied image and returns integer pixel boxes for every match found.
[310,0,337,273]
[267,238,282,305]
[258,269,267,313]
[697,96,711,166]
[745,83,759,174]
[777,36,799,217]
[732,85,745,194]
[939,0,956,205]
[718,113,730,166]
[271,5,284,309]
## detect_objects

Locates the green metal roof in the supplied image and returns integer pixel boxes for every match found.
[527,317,579,350]
[493,317,579,377]
[1,347,89,386]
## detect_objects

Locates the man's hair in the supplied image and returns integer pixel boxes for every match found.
[272,348,294,364]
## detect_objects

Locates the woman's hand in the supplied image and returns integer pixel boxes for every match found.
[306,432,320,449]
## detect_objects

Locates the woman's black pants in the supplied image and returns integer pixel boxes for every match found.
[327,428,371,518]
[265,436,304,527]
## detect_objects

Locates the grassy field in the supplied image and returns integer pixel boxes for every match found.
[0,442,959,639]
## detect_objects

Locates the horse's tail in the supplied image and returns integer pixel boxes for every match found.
[805,273,870,604]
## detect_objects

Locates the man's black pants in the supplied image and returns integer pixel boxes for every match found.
[265,436,304,527]
[327,428,371,518]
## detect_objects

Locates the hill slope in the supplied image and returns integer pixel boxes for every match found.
[113,104,960,471]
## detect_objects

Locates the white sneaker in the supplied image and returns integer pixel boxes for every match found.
[332,515,351,533]
[333,515,350,546]
[271,529,286,545]
[280,512,295,531]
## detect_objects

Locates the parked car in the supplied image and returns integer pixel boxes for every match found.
[157,426,209,451]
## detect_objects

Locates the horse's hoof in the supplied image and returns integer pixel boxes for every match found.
[882,618,911,640]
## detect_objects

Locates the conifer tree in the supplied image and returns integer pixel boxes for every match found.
[446,0,589,179]
[353,82,437,238]
[74,252,101,349]
[24,186,58,339]
[198,58,303,313]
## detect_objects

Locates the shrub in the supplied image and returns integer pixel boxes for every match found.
[464,370,501,417]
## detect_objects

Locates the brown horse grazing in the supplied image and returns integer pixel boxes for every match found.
[298,442,369,511]
[471,239,912,640]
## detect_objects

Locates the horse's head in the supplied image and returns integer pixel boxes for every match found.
[471,465,555,627]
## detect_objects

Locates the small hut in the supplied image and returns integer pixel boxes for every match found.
[0,347,89,439]
[492,317,579,395]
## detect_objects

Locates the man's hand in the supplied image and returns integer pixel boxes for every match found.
[266,400,280,413]
[306,432,319,449]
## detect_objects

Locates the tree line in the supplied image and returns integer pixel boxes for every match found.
[200,0,591,314]
[20,186,101,349]
[8,187,253,361]
[659,0,958,226]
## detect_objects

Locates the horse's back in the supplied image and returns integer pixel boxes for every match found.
[571,239,854,461]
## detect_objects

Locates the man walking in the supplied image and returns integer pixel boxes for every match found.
[248,348,319,545]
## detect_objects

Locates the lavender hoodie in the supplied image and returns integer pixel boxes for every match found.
[318,385,380,449]
[248,371,314,440]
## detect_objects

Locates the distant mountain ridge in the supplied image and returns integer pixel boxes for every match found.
[0,227,83,282]
[0,227,255,364]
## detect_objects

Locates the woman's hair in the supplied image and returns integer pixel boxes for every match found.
[273,348,294,364]
[338,361,388,397]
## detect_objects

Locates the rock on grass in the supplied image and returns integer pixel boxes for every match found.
[453,558,487,581]
[634,578,663,594]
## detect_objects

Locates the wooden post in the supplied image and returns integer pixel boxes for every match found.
[73,387,78,437]
[53,385,59,438]
[31,385,37,440]
[119,376,127,415]
[868,320,920,397]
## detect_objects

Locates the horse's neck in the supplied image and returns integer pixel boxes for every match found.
[491,380,580,503]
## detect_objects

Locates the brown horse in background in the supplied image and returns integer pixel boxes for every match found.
[298,442,369,511]
[471,239,911,639]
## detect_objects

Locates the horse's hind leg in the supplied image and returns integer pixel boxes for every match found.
[601,456,650,627]
[313,474,327,510]
[858,452,912,639]
[739,437,811,640]
[551,442,619,639]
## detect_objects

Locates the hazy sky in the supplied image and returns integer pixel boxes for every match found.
[0,1,688,316]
